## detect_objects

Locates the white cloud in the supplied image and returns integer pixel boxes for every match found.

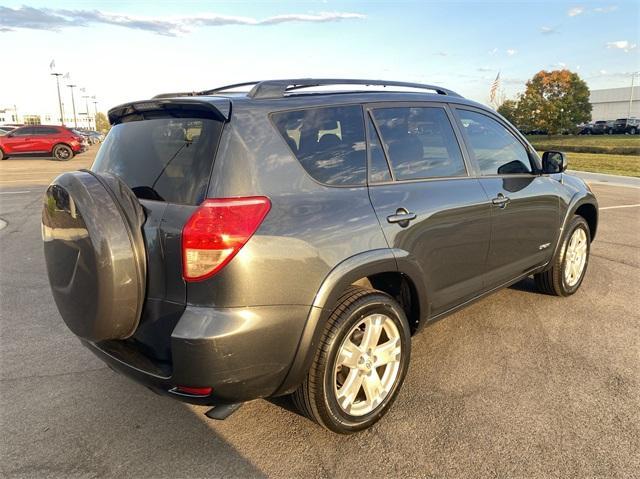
[477,66,493,72]
[488,48,498,55]
[434,51,448,57]
[568,6,584,16]
[606,40,637,52]
[599,69,608,75]
[593,6,618,13]
[540,26,559,34]
[0,6,366,35]
[506,48,517,56]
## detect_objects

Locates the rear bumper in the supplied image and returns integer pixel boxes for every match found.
[83,304,309,405]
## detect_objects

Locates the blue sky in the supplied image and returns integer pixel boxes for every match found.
[1,0,638,115]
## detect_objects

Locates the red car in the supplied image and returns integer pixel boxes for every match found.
[0,125,87,161]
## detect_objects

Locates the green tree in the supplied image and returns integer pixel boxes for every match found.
[497,99,520,125]
[517,69,591,134]
[95,112,110,133]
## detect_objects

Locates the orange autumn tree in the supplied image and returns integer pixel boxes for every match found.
[515,69,591,134]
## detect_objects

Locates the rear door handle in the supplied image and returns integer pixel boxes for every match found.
[387,208,416,227]
[492,194,510,208]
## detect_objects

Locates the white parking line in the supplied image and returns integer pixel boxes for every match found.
[599,204,640,210]
[0,190,32,195]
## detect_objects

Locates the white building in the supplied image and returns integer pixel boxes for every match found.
[590,87,639,121]
[1,105,96,129]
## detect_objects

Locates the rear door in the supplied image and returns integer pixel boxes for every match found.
[32,126,58,152]
[453,107,562,289]
[366,103,491,316]
[91,108,225,360]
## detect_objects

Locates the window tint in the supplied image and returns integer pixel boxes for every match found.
[272,106,366,186]
[92,118,222,205]
[371,107,466,180]
[12,127,33,136]
[457,109,532,175]
[35,127,59,135]
[366,115,391,183]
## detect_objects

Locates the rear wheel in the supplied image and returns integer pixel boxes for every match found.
[0,148,5,160]
[535,215,590,296]
[293,286,411,433]
[630,127,637,135]
[53,144,74,161]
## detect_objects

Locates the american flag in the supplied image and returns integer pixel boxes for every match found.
[489,72,501,104]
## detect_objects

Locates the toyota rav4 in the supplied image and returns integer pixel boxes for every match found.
[42,79,598,433]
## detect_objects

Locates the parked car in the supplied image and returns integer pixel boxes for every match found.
[0,125,87,160]
[577,122,594,135]
[42,79,598,434]
[613,118,639,135]
[592,120,613,135]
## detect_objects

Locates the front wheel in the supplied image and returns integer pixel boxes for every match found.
[0,148,6,160]
[630,127,637,135]
[52,144,74,161]
[293,286,411,434]
[535,215,591,296]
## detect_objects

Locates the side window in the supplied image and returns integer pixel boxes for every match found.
[272,105,366,186]
[12,127,33,136]
[456,109,532,175]
[366,114,391,183]
[371,107,466,180]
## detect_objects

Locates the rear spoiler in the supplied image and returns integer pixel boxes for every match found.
[108,98,231,125]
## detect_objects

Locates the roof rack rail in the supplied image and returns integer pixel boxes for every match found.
[247,79,463,100]
[198,81,262,96]
[152,91,197,99]
[152,82,260,99]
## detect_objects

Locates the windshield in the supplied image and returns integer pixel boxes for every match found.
[92,117,223,205]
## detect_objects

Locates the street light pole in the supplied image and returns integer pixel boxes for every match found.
[628,72,639,119]
[67,84,78,128]
[50,73,65,125]
[82,95,90,128]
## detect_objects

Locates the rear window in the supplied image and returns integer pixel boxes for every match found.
[92,118,222,205]
[271,105,366,186]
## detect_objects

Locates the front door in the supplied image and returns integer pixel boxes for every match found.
[453,108,561,289]
[366,104,492,316]
[3,127,35,153]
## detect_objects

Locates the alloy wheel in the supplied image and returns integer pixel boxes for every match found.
[333,313,402,416]
[564,227,588,287]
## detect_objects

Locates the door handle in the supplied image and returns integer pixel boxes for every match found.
[387,208,416,227]
[491,194,510,208]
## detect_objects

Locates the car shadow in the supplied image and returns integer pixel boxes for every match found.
[2,368,267,478]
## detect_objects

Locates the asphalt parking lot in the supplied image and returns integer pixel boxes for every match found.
[1,148,639,478]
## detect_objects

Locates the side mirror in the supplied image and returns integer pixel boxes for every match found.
[542,151,568,174]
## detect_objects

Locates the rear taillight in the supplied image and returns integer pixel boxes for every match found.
[182,196,271,282]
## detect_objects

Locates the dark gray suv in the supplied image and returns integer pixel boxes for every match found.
[42,79,598,434]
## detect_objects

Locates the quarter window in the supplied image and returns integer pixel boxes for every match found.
[371,107,466,180]
[272,106,366,186]
[366,115,391,183]
[456,109,532,175]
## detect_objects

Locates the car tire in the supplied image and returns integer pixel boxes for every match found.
[630,127,637,135]
[52,144,74,161]
[534,215,590,297]
[0,148,6,160]
[293,286,411,434]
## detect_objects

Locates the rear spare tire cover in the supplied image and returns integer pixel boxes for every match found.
[42,170,146,341]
